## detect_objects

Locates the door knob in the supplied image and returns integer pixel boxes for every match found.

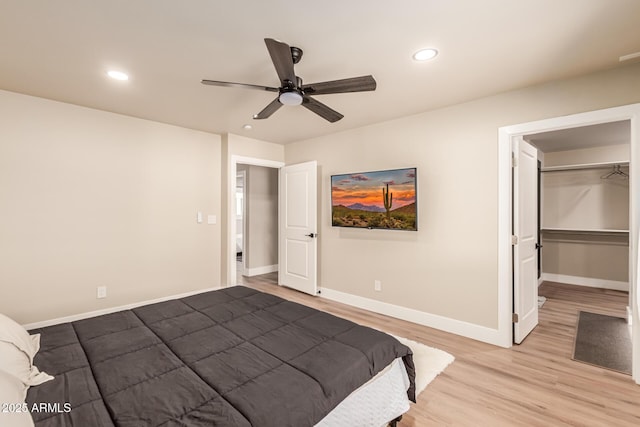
[305,233,317,238]
[535,243,543,249]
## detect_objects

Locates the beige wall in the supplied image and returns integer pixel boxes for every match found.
[285,62,640,329]
[226,134,285,161]
[244,165,278,270]
[0,90,222,325]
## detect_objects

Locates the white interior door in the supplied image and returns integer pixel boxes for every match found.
[513,137,539,343]
[279,161,318,295]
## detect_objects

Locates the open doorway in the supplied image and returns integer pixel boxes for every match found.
[227,156,284,287]
[526,121,631,293]
[227,156,319,295]
[524,122,632,373]
[497,103,640,384]
[236,163,279,283]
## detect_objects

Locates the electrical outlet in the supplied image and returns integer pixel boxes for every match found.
[97,286,107,299]
[374,280,382,292]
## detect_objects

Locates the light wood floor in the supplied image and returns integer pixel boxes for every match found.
[238,273,640,426]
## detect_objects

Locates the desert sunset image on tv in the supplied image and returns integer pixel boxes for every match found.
[331,167,417,230]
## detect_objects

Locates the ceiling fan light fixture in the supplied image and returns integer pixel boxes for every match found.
[279,91,303,106]
[412,48,438,62]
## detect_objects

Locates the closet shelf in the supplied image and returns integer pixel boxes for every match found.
[541,160,629,172]
[541,227,629,235]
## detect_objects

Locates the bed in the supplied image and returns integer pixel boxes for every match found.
[13,286,415,426]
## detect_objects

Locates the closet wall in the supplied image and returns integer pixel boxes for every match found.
[540,143,630,290]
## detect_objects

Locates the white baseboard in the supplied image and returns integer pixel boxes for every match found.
[244,264,278,277]
[22,286,222,330]
[541,273,629,292]
[25,283,507,348]
[319,287,508,348]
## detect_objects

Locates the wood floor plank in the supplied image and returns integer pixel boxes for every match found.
[239,274,640,426]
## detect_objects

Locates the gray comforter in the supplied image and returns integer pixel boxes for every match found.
[26,286,415,426]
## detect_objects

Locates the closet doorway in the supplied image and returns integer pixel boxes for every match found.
[526,120,631,293]
[497,103,640,385]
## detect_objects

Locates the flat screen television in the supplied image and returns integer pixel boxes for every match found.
[331,167,417,230]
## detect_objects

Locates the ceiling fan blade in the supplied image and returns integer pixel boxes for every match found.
[264,38,297,85]
[302,96,344,123]
[201,79,279,92]
[253,97,283,120]
[302,75,376,95]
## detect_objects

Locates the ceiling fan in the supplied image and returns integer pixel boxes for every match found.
[201,38,377,123]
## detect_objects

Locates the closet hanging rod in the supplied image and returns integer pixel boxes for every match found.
[541,160,629,173]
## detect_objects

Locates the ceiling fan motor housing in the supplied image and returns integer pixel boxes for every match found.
[290,46,303,64]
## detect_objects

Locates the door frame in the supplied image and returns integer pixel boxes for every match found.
[497,103,640,384]
[235,169,247,276]
[228,155,284,287]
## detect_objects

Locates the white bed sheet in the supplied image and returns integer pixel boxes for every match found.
[315,357,410,427]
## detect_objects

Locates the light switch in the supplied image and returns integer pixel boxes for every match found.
[197,211,203,223]
[207,214,217,225]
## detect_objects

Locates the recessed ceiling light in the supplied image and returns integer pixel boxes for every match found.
[107,70,129,81]
[242,124,252,130]
[412,48,438,62]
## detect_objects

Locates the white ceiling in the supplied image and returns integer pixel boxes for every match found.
[1,0,639,144]
[525,120,631,153]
